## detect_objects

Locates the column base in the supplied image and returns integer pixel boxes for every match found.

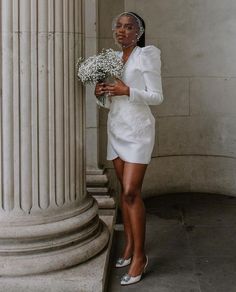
[86,168,116,210]
[0,198,110,276]
[0,213,116,292]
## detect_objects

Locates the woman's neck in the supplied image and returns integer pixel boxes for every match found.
[122,45,137,61]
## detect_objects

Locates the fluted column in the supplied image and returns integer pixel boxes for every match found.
[84,0,116,210]
[0,0,109,276]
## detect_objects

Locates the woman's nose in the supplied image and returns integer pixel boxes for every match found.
[118,26,125,33]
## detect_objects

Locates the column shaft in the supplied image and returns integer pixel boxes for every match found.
[0,0,109,276]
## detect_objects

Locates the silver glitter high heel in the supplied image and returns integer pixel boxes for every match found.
[115,256,132,268]
[120,255,148,285]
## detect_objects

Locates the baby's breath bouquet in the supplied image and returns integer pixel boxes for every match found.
[76,48,124,105]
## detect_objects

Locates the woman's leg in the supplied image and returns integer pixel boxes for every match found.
[122,162,148,276]
[113,157,134,259]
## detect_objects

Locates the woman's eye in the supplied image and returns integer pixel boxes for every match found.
[115,24,134,30]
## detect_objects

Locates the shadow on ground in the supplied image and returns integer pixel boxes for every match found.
[106,193,236,292]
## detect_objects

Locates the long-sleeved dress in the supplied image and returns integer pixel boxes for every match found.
[97,45,164,164]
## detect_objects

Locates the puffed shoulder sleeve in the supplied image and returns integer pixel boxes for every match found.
[129,45,164,105]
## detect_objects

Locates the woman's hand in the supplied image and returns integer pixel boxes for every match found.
[104,78,130,97]
[94,82,106,98]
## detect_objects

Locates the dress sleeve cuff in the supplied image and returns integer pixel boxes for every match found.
[128,87,147,104]
[128,87,139,102]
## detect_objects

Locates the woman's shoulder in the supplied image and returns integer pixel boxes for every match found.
[139,45,161,56]
[137,45,161,69]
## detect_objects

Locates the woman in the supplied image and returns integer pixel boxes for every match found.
[95,12,163,286]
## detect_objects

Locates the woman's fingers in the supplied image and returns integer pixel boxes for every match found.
[95,83,106,96]
[104,86,115,96]
[95,80,127,96]
[97,88,104,96]
[104,84,115,91]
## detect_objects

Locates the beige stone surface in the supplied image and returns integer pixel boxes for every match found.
[98,125,109,167]
[189,156,236,195]
[146,36,236,77]
[142,156,236,197]
[98,0,124,39]
[99,106,109,127]
[0,215,115,292]
[84,37,98,58]
[156,116,236,157]
[143,156,192,196]
[190,77,236,116]
[86,127,99,169]
[152,77,190,117]
[98,37,118,52]
[85,85,98,128]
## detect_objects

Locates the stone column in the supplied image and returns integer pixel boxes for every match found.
[84,0,116,210]
[0,0,109,276]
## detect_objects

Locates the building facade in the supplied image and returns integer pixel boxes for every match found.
[0,0,236,281]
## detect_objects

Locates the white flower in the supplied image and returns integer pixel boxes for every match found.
[76,48,124,85]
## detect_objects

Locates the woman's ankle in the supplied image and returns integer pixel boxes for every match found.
[132,253,146,262]
[122,244,134,258]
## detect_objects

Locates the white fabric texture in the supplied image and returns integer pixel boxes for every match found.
[98,45,164,164]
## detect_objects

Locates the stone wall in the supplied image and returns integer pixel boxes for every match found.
[97,0,236,197]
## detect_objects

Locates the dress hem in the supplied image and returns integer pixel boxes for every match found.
[107,155,150,165]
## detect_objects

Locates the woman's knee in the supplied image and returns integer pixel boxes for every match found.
[122,186,140,205]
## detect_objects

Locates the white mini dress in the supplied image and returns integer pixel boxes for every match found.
[97,45,164,164]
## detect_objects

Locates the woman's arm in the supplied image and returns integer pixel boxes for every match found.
[104,46,164,106]
[128,45,164,105]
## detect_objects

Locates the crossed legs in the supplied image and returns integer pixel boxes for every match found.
[113,157,147,276]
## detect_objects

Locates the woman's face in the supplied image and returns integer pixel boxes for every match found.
[113,15,139,48]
